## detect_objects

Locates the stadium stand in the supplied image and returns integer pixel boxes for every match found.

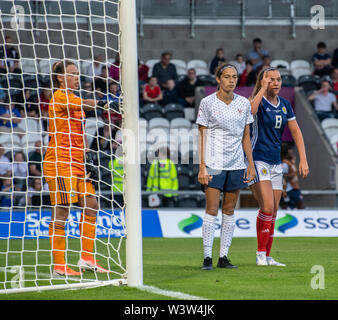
[2,24,338,208]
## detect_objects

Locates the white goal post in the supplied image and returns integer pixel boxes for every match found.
[0,0,142,293]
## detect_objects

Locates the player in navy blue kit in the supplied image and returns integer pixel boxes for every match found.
[249,67,309,266]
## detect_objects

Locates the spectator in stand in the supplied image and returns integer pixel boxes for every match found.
[81,82,95,118]
[233,54,246,76]
[142,76,163,105]
[162,79,181,106]
[256,55,271,75]
[152,52,178,88]
[177,68,204,108]
[87,54,104,77]
[0,36,21,74]
[247,38,269,72]
[39,88,52,118]
[103,82,121,103]
[312,42,332,77]
[138,59,149,84]
[330,68,338,99]
[0,100,24,133]
[29,140,43,177]
[27,177,49,207]
[24,89,39,118]
[13,151,28,192]
[209,48,226,75]
[0,177,12,207]
[22,89,40,118]
[308,80,338,121]
[239,61,256,86]
[95,87,105,101]
[81,82,94,99]
[0,144,12,179]
[280,144,305,210]
[94,66,109,93]
[109,53,120,82]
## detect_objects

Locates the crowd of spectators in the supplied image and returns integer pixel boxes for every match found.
[1,33,338,208]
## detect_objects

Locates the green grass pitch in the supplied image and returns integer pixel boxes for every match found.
[0,237,337,300]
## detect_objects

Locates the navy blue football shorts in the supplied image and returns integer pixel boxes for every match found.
[202,167,247,192]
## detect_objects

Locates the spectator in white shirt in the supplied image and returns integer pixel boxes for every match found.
[233,54,246,76]
[308,80,338,121]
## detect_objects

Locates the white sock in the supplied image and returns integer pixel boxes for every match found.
[202,213,217,259]
[219,214,235,258]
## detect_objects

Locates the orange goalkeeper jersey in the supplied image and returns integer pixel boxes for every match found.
[43,89,86,180]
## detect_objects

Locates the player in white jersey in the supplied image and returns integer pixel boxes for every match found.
[196,63,256,270]
[249,67,309,266]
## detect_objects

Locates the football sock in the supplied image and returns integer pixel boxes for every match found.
[256,210,273,253]
[219,213,235,258]
[202,213,217,259]
[266,216,276,257]
[49,221,66,266]
[80,213,97,259]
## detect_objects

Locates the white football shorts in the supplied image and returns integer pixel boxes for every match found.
[248,160,283,190]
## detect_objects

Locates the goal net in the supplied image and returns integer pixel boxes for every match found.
[0,0,141,293]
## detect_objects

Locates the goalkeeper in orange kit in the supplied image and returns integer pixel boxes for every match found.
[43,60,110,276]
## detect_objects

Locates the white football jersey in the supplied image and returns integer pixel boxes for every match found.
[196,92,253,170]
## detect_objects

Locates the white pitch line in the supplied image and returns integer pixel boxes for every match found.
[1,268,207,299]
[138,285,208,300]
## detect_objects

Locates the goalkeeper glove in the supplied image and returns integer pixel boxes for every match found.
[85,152,98,181]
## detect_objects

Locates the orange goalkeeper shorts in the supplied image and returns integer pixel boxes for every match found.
[47,176,96,206]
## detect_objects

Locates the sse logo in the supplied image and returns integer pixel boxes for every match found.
[178,214,203,234]
[275,214,298,233]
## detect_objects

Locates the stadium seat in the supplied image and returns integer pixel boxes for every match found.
[187,59,208,70]
[298,75,320,93]
[170,117,191,130]
[20,58,38,74]
[176,195,199,207]
[140,103,163,121]
[148,117,170,131]
[18,118,40,133]
[177,74,187,82]
[176,164,191,190]
[271,59,290,70]
[139,118,148,130]
[184,108,196,122]
[145,59,159,77]
[80,59,93,76]
[324,127,338,139]
[329,134,338,154]
[0,133,21,150]
[38,59,52,75]
[321,118,338,130]
[171,59,187,75]
[290,59,311,70]
[291,68,312,80]
[197,74,217,86]
[281,74,297,87]
[163,103,185,121]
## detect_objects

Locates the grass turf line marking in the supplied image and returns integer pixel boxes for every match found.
[138,285,208,300]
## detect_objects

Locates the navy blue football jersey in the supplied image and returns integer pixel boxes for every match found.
[250,96,295,164]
